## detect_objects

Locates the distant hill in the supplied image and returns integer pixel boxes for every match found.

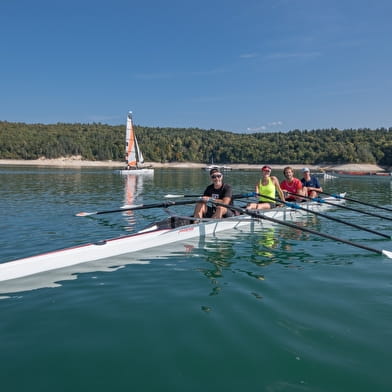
[0,121,391,166]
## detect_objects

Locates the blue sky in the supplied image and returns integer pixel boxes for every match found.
[1,0,391,133]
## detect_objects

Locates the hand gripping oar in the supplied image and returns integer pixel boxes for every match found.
[319,191,392,213]
[253,193,391,240]
[164,193,255,199]
[287,192,392,222]
[211,201,392,259]
[76,199,202,217]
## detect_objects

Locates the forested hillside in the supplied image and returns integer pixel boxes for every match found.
[0,121,391,166]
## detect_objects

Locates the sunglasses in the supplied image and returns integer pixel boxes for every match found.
[262,169,271,172]
[211,174,222,179]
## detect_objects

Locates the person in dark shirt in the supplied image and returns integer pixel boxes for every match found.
[193,168,234,218]
[301,167,323,198]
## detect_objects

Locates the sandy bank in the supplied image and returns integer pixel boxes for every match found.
[0,159,125,168]
[0,159,387,172]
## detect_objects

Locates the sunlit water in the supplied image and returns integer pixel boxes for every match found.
[1,166,391,392]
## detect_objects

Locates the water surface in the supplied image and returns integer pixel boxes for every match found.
[1,166,391,391]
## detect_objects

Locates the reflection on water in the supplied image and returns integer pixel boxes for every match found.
[250,227,278,260]
[122,175,147,232]
[246,215,322,267]
[1,167,392,392]
[195,236,236,296]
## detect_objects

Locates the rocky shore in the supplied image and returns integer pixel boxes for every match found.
[0,159,387,173]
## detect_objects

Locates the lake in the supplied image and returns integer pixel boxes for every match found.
[0,166,391,392]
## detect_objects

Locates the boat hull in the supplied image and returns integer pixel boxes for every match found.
[0,217,258,283]
[118,168,154,175]
[203,165,232,172]
[313,172,337,180]
[0,196,345,283]
[329,172,391,180]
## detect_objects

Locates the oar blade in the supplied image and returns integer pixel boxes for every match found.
[382,250,392,259]
[75,211,97,217]
[164,194,186,198]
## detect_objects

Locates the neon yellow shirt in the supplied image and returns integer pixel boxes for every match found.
[258,177,276,202]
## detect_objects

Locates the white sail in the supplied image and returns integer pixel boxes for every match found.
[134,136,144,164]
[125,112,137,167]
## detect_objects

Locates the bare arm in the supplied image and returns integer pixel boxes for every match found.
[308,185,323,192]
[272,176,285,201]
[221,196,231,205]
[308,178,323,192]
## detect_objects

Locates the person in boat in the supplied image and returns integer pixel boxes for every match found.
[247,165,285,209]
[301,167,323,198]
[193,168,234,219]
[280,166,305,202]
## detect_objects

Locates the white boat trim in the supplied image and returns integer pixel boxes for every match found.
[119,168,154,175]
[203,165,232,172]
[203,156,232,171]
[0,195,346,283]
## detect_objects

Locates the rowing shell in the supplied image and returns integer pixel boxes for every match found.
[0,195,346,284]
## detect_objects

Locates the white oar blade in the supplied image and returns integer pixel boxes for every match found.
[382,250,392,259]
[164,194,184,198]
[75,211,97,217]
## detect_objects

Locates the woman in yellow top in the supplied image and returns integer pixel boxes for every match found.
[248,165,285,209]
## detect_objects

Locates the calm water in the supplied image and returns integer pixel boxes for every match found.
[1,166,391,392]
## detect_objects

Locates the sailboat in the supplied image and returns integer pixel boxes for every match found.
[203,154,232,172]
[119,111,154,175]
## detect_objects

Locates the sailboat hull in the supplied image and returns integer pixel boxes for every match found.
[119,168,154,175]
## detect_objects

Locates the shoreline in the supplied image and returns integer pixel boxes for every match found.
[0,159,387,172]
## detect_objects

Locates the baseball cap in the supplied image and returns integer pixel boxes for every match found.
[210,168,220,175]
[302,167,310,172]
[261,165,272,171]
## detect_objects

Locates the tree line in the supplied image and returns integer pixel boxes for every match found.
[0,121,391,166]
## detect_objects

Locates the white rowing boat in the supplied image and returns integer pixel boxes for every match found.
[0,195,346,284]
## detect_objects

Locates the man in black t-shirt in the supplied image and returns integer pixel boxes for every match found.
[193,168,234,219]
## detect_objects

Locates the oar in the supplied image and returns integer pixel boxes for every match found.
[287,192,392,222]
[76,199,202,217]
[165,194,203,198]
[253,193,391,240]
[165,194,201,198]
[319,191,392,213]
[164,193,254,199]
[211,201,392,259]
